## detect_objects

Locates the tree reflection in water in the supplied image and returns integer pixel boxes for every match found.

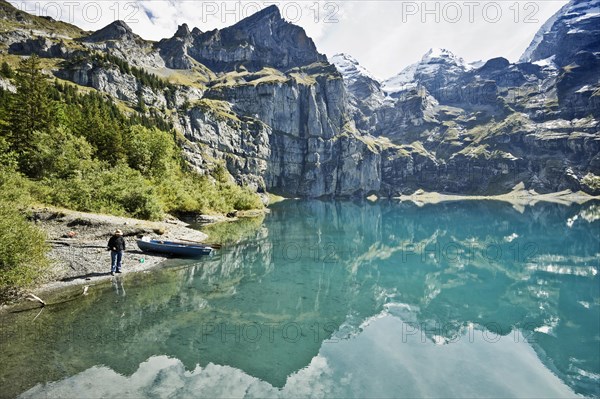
[1,200,598,398]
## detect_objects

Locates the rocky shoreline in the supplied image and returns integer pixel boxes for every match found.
[4,187,598,311]
[22,208,217,298]
[397,183,600,212]
[0,206,271,313]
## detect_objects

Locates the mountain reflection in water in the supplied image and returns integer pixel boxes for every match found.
[1,200,598,398]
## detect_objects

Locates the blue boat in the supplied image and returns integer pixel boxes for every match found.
[136,237,213,257]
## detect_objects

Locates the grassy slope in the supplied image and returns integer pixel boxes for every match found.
[0,0,86,38]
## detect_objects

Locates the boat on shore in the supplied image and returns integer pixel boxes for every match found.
[136,237,214,257]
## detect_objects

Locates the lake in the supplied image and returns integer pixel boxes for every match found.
[1,200,598,398]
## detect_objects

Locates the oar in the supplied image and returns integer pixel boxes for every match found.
[176,237,222,249]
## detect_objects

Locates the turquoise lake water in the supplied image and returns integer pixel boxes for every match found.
[1,200,599,398]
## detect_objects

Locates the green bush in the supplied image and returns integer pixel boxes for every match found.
[0,61,14,78]
[0,166,49,299]
[100,165,163,219]
[156,171,263,215]
[23,126,95,179]
[0,56,263,222]
[0,163,33,206]
[124,125,175,178]
[211,163,230,183]
[0,203,49,299]
[45,163,163,220]
[223,183,264,211]
[44,174,94,212]
[0,136,18,173]
[156,171,203,213]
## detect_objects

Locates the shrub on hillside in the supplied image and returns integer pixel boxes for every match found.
[45,163,163,220]
[0,166,49,300]
[0,204,49,300]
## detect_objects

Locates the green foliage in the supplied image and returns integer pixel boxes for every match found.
[0,61,14,78]
[200,215,265,245]
[0,135,17,170]
[221,183,265,211]
[0,166,49,299]
[137,90,147,113]
[71,91,127,165]
[0,56,263,222]
[40,163,261,220]
[211,163,230,183]
[124,125,175,178]
[0,203,49,299]
[0,164,33,208]
[45,164,162,220]
[7,55,54,171]
[156,171,263,215]
[23,126,95,179]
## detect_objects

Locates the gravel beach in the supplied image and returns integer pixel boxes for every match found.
[29,207,213,295]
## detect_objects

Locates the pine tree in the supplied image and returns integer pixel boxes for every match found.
[74,91,126,165]
[8,55,53,159]
[137,90,147,113]
[0,61,14,78]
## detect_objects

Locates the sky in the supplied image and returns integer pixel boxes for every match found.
[9,0,569,79]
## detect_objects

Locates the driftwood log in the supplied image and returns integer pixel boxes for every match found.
[25,293,46,307]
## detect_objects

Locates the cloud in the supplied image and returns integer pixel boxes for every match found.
[314,0,569,79]
[19,312,575,398]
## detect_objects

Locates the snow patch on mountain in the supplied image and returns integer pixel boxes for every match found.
[421,48,469,69]
[330,53,380,85]
[469,60,485,69]
[520,2,568,63]
[532,55,557,69]
[381,62,418,93]
[382,48,468,95]
[330,53,386,111]
[520,0,600,63]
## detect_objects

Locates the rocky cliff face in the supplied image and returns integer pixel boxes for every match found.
[157,24,196,69]
[520,0,600,67]
[519,0,600,121]
[191,63,381,196]
[1,0,598,196]
[157,5,326,73]
[331,53,385,108]
[81,21,166,69]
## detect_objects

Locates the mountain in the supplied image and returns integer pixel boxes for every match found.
[519,0,600,120]
[0,0,598,196]
[158,5,326,72]
[520,0,600,66]
[341,39,599,195]
[383,48,470,96]
[330,53,386,133]
[330,53,384,106]
[381,62,418,94]
[83,20,137,42]
[157,24,196,69]
[0,0,85,38]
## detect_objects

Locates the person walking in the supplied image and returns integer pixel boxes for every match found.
[107,229,126,276]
